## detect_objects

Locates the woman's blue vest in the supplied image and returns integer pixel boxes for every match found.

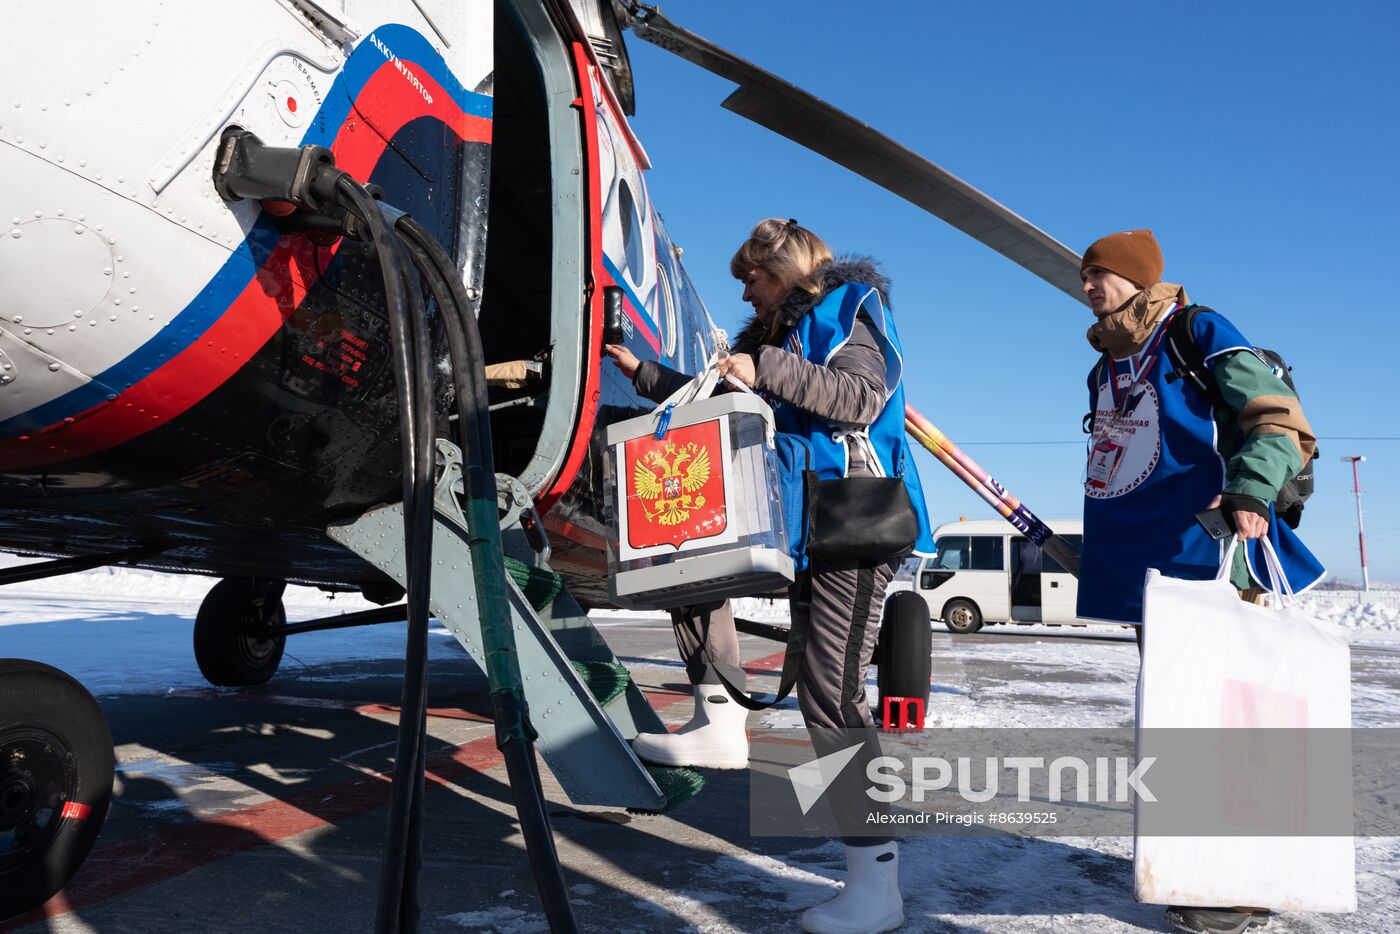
[1078,308,1325,624]
[769,282,936,557]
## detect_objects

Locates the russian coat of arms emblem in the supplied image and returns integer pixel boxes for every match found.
[623,419,728,551]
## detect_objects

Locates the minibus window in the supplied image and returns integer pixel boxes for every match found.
[970,535,1005,571]
[932,536,971,569]
[932,535,1004,571]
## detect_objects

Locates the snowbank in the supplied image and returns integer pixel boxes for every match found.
[0,553,376,613]
[3,551,1397,633]
[1295,591,1400,633]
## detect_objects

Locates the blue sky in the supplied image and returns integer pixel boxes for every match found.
[623,0,1400,582]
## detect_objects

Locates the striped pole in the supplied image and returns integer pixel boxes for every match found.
[1342,455,1370,591]
[906,405,1080,577]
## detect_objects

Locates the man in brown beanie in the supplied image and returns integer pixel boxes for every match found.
[1076,230,1324,934]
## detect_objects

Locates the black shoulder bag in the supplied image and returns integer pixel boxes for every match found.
[804,471,919,562]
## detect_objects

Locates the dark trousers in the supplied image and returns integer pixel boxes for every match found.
[794,556,897,846]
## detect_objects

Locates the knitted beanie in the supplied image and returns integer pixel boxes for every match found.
[1080,229,1163,288]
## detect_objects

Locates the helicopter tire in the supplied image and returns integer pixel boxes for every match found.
[0,659,114,921]
[193,578,287,687]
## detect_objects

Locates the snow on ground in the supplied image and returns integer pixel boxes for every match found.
[4,559,1399,932]
[681,833,1400,934]
[598,591,1400,633]
[0,556,456,697]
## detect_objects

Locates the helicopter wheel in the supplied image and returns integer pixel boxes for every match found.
[193,578,287,687]
[0,660,114,921]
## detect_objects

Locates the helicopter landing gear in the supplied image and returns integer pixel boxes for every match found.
[192,578,287,687]
[0,659,114,921]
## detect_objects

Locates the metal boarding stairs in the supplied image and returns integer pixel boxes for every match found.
[327,440,694,812]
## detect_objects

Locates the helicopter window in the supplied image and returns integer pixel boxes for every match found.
[617,178,645,282]
[655,262,678,357]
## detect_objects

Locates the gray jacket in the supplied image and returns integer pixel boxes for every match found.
[632,257,892,473]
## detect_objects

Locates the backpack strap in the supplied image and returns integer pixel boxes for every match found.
[1083,355,1108,435]
[1163,304,1226,408]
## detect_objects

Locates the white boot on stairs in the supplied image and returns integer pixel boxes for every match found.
[631,683,749,769]
[800,842,903,934]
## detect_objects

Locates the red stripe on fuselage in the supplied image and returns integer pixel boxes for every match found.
[0,61,488,471]
[0,239,319,469]
[537,43,608,514]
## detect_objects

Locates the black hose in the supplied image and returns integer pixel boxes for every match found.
[394,216,578,934]
[332,178,436,934]
[397,211,436,934]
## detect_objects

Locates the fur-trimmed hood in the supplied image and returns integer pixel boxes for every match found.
[733,255,891,352]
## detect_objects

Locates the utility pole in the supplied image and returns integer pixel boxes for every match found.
[1341,455,1369,591]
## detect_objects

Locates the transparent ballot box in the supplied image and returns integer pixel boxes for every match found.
[605,392,794,609]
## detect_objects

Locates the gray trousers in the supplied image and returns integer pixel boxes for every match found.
[669,558,896,845]
[669,600,746,689]
[793,556,896,730]
[796,557,896,846]
[667,558,894,717]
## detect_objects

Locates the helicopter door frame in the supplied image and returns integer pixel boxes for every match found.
[497,0,590,503]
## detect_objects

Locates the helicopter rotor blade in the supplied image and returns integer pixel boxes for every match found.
[628,4,1086,304]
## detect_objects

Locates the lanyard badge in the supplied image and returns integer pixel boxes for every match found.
[1085,310,1175,492]
[1086,432,1127,490]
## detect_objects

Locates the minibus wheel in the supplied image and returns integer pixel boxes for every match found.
[942,599,983,634]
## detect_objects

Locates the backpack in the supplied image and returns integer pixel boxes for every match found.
[1161,305,1315,529]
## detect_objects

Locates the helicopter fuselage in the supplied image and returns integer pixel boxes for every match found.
[0,0,715,601]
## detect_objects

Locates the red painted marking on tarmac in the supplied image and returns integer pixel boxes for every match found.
[162,688,356,710]
[355,703,493,724]
[4,649,786,928]
[160,689,491,723]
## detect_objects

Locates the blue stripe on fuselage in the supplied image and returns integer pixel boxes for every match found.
[601,253,659,338]
[0,25,491,439]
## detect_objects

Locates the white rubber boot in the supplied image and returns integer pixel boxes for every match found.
[800,842,903,934]
[631,684,749,769]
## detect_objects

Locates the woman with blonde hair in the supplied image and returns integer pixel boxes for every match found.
[608,218,933,934]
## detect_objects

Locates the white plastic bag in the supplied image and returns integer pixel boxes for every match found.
[1134,539,1355,912]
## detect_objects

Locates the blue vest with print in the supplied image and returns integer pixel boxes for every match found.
[770,282,936,557]
[1078,308,1325,624]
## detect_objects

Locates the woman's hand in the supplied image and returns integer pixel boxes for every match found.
[717,352,757,388]
[604,343,640,379]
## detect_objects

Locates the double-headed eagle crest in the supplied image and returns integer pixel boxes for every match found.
[633,439,711,526]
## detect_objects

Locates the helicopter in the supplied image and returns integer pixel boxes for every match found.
[0,0,1084,928]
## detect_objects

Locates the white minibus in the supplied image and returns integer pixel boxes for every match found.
[916,519,1104,633]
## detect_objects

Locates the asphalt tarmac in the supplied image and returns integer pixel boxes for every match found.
[5,618,1397,933]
